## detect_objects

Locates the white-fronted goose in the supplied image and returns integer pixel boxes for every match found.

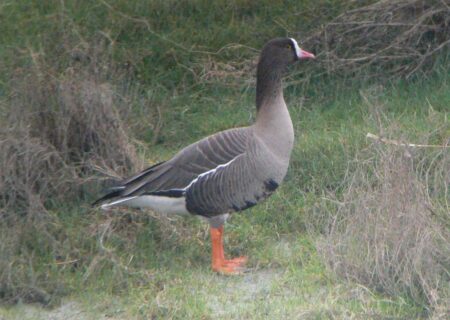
[94,38,315,274]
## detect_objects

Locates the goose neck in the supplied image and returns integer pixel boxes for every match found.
[256,68,283,113]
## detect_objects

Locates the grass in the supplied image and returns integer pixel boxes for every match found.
[0,235,425,319]
[0,0,449,319]
[1,70,448,318]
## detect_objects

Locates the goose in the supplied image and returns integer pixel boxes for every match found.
[94,38,315,274]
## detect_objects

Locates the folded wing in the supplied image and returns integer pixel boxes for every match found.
[94,127,250,206]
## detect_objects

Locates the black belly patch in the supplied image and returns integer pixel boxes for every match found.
[264,179,279,192]
[232,200,257,212]
[185,179,280,216]
[242,200,257,210]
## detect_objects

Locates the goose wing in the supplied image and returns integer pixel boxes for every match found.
[94,127,250,205]
[182,150,279,217]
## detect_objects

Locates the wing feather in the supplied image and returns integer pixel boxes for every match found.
[93,127,250,205]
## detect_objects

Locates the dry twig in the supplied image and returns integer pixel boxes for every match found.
[303,0,450,79]
[366,132,450,148]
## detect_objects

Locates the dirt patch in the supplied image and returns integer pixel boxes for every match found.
[0,299,127,320]
[1,301,85,320]
[206,269,282,316]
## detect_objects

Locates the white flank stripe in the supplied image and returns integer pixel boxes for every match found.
[101,195,188,215]
[290,38,301,58]
[183,154,241,190]
[101,196,138,210]
[124,195,188,215]
[101,155,242,213]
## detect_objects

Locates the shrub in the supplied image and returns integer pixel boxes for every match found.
[304,0,450,79]
[318,99,449,314]
[0,38,143,304]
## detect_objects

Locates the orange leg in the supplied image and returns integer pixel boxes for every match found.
[210,226,247,275]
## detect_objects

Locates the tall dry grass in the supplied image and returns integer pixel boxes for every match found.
[188,0,450,90]
[318,91,450,316]
[0,37,148,304]
[304,0,450,79]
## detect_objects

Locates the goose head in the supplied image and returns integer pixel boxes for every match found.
[255,38,314,108]
[258,38,315,73]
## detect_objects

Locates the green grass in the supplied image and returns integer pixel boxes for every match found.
[0,0,449,319]
[0,0,364,89]
[2,69,448,318]
[0,235,425,319]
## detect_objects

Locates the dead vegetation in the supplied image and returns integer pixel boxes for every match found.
[1,40,142,218]
[303,0,450,79]
[195,0,450,86]
[318,92,450,315]
[0,38,146,304]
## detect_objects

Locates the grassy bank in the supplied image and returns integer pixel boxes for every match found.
[0,1,449,319]
[1,69,448,318]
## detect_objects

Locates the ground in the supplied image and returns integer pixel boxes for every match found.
[0,235,420,319]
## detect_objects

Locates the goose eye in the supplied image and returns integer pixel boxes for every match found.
[285,44,292,49]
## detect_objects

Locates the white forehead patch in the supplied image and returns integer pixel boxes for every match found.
[290,38,302,58]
